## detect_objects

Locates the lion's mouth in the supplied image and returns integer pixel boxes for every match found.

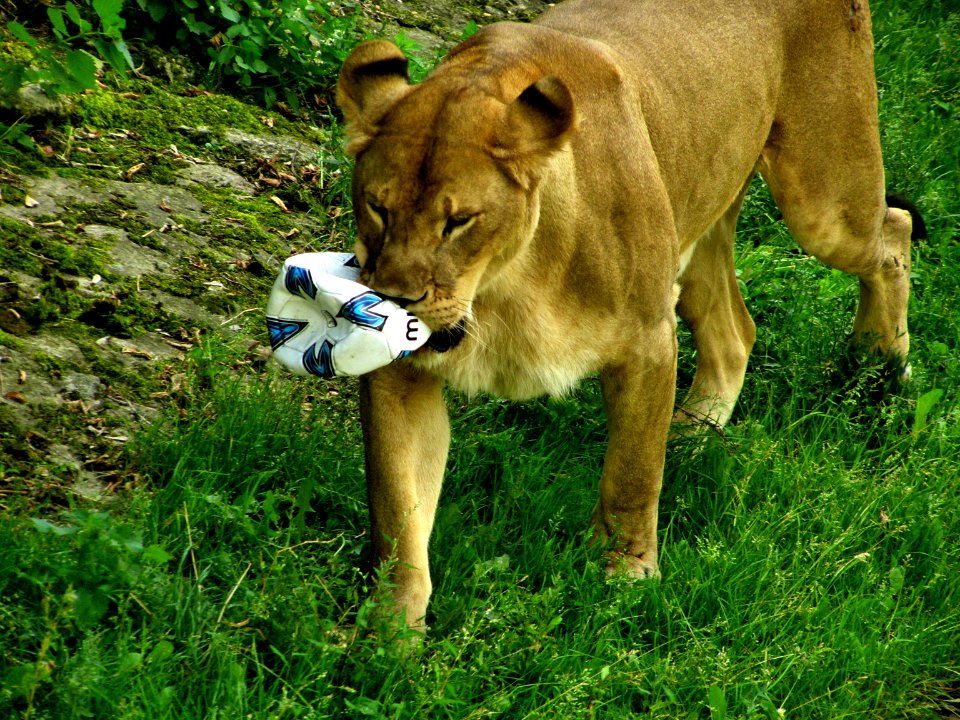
[374,291,466,353]
[426,318,467,353]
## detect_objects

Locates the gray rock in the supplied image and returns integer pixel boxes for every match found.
[0,173,208,228]
[0,83,72,118]
[85,225,172,277]
[62,372,103,401]
[142,288,224,327]
[26,335,86,367]
[48,444,83,473]
[174,164,257,194]
[105,180,208,227]
[223,129,319,164]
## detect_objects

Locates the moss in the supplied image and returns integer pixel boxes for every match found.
[74,83,291,148]
[0,217,47,276]
[22,279,88,327]
[31,350,81,375]
[196,291,238,315]
[43,237,109,277]
[0,403,32,466]
[68,201,153,240]
[0,329,25,350]
[0,35,34,66]
[76,338,161,399]
[78,288,180,338]
[1,214,113,281]
[0,183,26,205]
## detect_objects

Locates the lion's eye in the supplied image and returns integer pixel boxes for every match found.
[367,202,389,227]
[443,214,474,238]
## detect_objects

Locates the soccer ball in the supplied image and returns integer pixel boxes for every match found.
[265,252,431,378]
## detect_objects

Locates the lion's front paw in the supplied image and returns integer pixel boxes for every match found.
[604,551,661,580]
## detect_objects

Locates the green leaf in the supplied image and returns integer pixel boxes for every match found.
[142,544,173,563]
[0,119,35,152]
[708,685,727,720]
[147,640,175,665]
[47,7,69,39]
[218,1,241,23]
[460,19,479,40]
[144,0,168,22]
[913,388,944,434]
[18,133,35,149]
[118,652,143,675]
[889,565,905,595]
[3,662,51,699]
[0,62,26,95]
[64,2,91,34]
[64,49,99,91]
[32,517,77,536]
[93,0,125,33]
[74,586,110,628]
[93,38,135,74]
[7,21,38,47]
[183,13,214,36]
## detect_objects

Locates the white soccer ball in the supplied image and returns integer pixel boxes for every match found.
[265,252,431,378]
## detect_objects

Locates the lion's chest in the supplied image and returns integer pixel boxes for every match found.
[413,302,606,400]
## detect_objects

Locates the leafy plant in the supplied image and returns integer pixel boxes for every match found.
[129,0,362,108]
[2,0,135,97]
[0,0,363,155]
[0,118,34,153]
[1,511,171,717]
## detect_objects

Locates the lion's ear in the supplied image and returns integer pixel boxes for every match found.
[493,75,576,181]
[337,40,411,155]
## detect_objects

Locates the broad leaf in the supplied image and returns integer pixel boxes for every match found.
[93,0,125,34]
[47,7,69,38]
[64,2,91,34]
[7,21,38,47]
[64,49,99,91]
[913,387,944,434]
[218,0,241,23]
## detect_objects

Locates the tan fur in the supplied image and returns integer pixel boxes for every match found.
[337,0,913,628]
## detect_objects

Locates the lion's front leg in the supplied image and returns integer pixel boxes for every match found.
[594,319,677,579]
[359,363,449,630]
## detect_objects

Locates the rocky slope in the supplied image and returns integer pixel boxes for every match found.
[0,0,548,510]
[1,122,335,507]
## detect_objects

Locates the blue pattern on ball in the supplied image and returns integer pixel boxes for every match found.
[303,340,335,378]
[266,316,309,350]
[285,265,317,299]
[340,292,388,331]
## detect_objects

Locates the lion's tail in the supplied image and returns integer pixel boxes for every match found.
[886,193,928,241]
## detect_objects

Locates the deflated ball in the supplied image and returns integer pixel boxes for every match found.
[266,252,431,378]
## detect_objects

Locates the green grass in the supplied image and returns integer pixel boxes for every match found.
[2,0,959,717]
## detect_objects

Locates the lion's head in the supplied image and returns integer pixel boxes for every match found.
[336,37,576,347]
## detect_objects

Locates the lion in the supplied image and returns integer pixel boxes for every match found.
[335,0,922,629]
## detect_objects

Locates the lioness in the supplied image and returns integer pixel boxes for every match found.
[335,0,919,628]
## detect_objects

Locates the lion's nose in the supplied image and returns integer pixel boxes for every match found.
[365,258,430,306]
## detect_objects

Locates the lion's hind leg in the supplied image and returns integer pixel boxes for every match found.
[674,183,756,431]
[758,135,916,385]
[756,12,917,384]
